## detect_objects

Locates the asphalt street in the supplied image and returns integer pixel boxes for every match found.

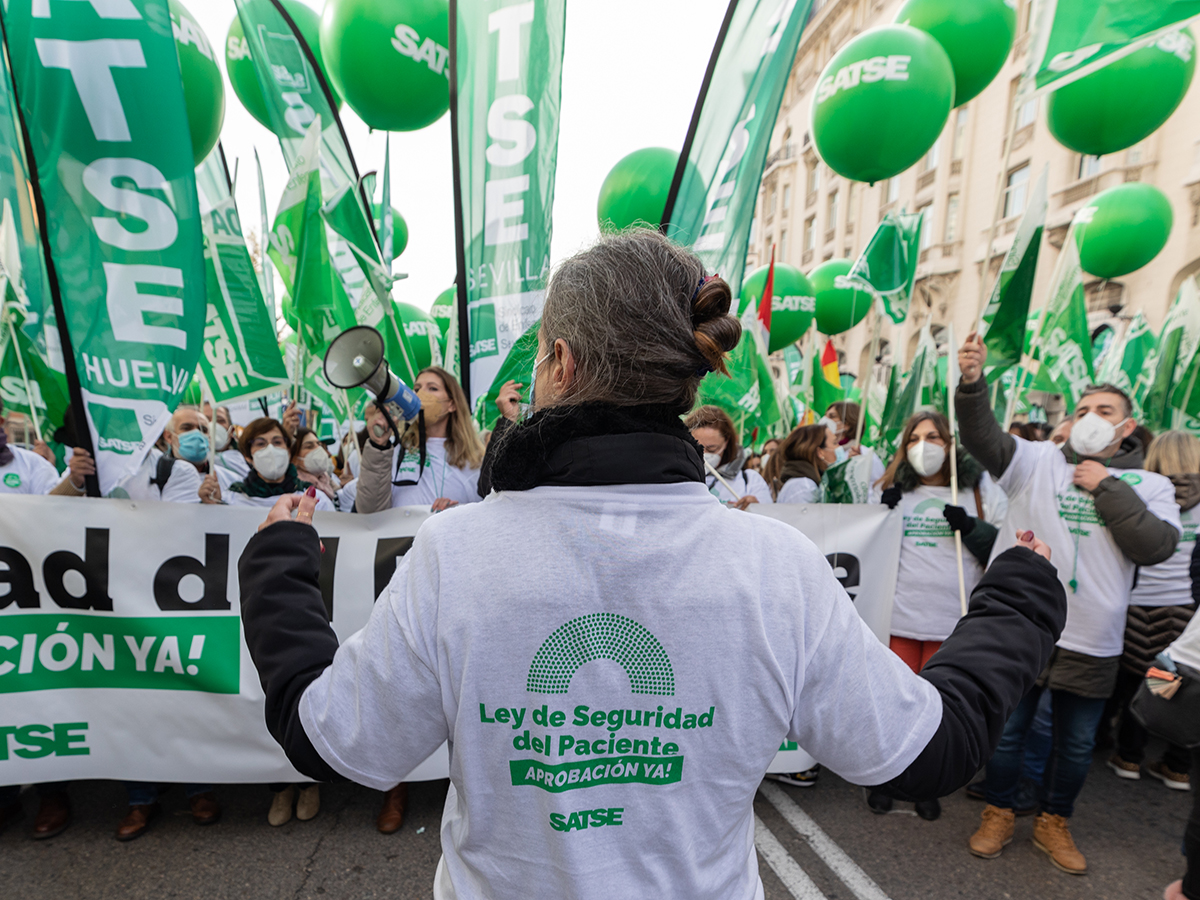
[0,743,1190,900]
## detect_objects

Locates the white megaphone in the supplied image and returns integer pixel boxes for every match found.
[323,325,422,420]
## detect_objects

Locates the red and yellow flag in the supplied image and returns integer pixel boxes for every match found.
[820,339,840,386]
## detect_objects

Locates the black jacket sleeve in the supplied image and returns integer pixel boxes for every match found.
[961,518,999,566]
[1091,475,1180,566]
[955,376,1016,479]
[870,547,1067,800]
[477,416,514,498]
[238,522,343,782]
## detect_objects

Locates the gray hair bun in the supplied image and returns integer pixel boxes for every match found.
[692,277,741,376]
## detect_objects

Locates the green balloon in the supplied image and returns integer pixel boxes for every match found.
[811,25,955,184]
[429,286,456,340]
[226,0,342,135]
[170,0,224,165]
[1075,183,1173,279]
[740,263,816,353]
[371,203,409,260]
[395,302,439,371]
[320,0,449,132]
[895,0,1015,107]
[597,147,679,231]
[1047,28,1196,157]
[811,259,871,335]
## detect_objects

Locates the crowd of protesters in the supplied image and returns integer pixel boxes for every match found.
[0,245,1196,899]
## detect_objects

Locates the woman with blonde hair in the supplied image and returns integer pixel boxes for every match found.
[763,424,838,503]
[1109,430,1200,791]
[355,366,485,515]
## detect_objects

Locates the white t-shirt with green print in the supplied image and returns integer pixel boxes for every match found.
[297,482,942,900]
[990,438,1181,657]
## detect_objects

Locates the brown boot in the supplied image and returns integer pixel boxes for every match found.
[1032,812,1086,875]
[188,791,222,826]
[32,792,71,840]
[969,804,1015,859]
[376,784,407,834]
[115,803,161,842]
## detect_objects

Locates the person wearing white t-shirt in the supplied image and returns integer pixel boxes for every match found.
[238,231,1067,900]
[355,367,484,518]
[957,332,1181,875]
[0,437,62,496]
[197,418,334,512]
[1109,431,1200,790]
[865,411,1000,821]
[764,422,836,504]
[686,405,771,509]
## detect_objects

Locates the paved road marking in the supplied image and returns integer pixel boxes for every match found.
[755,815,828,900]
[759,781,893,900]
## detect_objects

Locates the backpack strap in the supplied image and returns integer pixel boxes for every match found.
[150,454,175,495]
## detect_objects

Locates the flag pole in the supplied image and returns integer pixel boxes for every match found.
[854,311,882,448]
[945,321,967,617]
[201,377,216,472]
[974,89,1023,324]
[704,458,743,501]
[5,315,42,444]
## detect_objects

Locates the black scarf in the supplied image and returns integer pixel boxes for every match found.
[486,403,705,492]
[0,427,12,467]
[230,464,301,498]
[780,458,822,486]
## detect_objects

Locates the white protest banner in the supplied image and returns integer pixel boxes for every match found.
[0,498,899,783]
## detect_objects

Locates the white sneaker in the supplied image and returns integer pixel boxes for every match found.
[1107,755,1141,780]
[1147,760,1191,791]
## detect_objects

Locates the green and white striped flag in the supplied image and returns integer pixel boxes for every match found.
[1030,225,1094,413]
[1095,312,1157,414]
[839,211,923,324]
[196,148,288,404]
[1143,275,1200,429]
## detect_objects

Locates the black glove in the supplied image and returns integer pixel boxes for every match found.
[943,504,977,535]
[881,485,902,509]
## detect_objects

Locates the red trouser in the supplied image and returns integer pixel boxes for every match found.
[888,636,942,674]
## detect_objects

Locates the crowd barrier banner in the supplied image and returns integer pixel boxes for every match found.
[0,498,899,784]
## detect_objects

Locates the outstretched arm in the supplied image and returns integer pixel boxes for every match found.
[955,331,1016,479]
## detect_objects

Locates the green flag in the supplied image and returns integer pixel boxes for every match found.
[1030,225,1094,413]
[476,319,540,432]
[1142,276,1200,428]
[0,300,68,437]
[1027,0,1200,95]
[3,0,206,495]
[839,211,922,324]
[913,323,942,412]
[196,148,288,404]
[980,167,1048,381]
[697,333,781,445]
[452,0,566,407]
[1095,312,1157,414]
[879,358,922,461]
[664,0,813,299]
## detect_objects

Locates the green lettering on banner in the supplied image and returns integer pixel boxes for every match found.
[0,614,239,694]
[509,755,683,792]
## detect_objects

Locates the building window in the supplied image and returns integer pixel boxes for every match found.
[806,163,820,195]
[943,193,960,243]
[1017,96,1038,128]
[804,216,815,252]
[847,182,857,224]
[1004,164,1030,218]
[887,177,899,203]
[782,184,791,212]
[766,185,777,217]
[827,190,839,230]
[923,140,940,172]
[918,203,934,249]
[1077,154,1102,179]
[952,109,968,160]
[779,229,788,259]
[1126,144,1143,165]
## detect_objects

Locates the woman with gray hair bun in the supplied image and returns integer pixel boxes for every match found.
[237,228,1067,900]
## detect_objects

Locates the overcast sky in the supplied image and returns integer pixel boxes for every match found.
[191,0,729,312]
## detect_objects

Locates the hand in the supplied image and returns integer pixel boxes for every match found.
[881,485,902,509]
[67,448,95,488]
[732,495,759,511]
[1015,529,1051,561]
[32,440,55,464]
[847,442,862,457]
[367,406,391,446]
[497,379,523,422]
[281,400,300,436]
[199,472,222,504]
[1072,460,1109,493]
[258,486,318,532]
[942,504,976,535]
[431,497,459,513]
[959,331,986,384]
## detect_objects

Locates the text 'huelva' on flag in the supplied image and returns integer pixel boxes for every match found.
[1,0,207,496]
[452,0,566,407]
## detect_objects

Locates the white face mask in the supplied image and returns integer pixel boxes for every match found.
[303,448,332,476]
[213,423,230,451]
[528,351,552,413]
[703,452,722,471]
[1069,412,1127,457]
[907,439,946,477]
[252,445,290,480]
[760,452,771,468]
